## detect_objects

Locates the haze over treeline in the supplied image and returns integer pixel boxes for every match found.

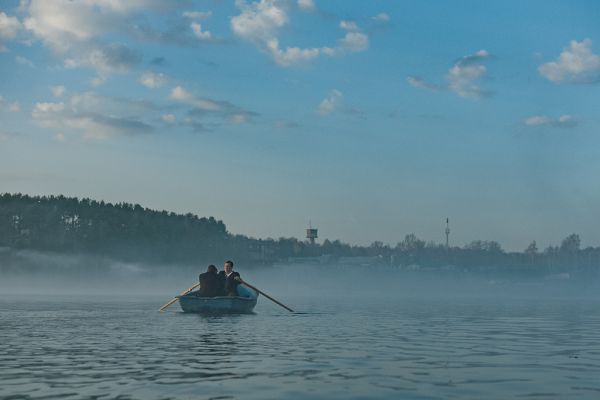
[1,193,599,277]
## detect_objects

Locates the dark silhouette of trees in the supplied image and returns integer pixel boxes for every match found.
[0,193,228,264]
[560,234,581,253]
[525,241,538,264]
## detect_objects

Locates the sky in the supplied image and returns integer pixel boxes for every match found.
[0,0,599,250]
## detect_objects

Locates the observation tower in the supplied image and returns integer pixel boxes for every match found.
[306,221,318,245]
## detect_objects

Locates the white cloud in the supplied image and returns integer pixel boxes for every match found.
[65,43,141,76]
[169,86,194,103]
[169,86,190,101]
[0,12,21,50]
[168,85,257,128]
[16,55,34,67]
[50,85,66,97]
[69,92,97,109]
[339,32,368,53]
[182,11,213,20]
[524,114,577,128]
[318,89,343,115]
[55,132,66,141]
[169,85,222,111]
[297,0,315,12]
[340,20,358,31]
[231,0,288,44]
[139,71,167,88]
[232,0,368,66]
[372,13,390,22]
[408,50,491,98]
[191,22,212,40]
[31,94,155,139]
[447,49,491,98]
[407,76,441,91]
[538,39,600,83]
[162,114,176,123]
[267,39,322,66]
[559,115,575,125]
[230,113,250,124]
[33,102,65,113]
[21,0,185,79]
[23,0,174,52]
[525,116,549,126]
[24,1,109,52]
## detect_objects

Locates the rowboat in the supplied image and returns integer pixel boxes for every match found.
[177,283,259,314]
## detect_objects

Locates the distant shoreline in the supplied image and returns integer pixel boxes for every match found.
[1,193,599,273]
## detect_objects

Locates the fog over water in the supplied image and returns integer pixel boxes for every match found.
[1,248,599,301]
[2,250,600,399]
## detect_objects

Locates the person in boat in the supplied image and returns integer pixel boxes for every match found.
[198,264,220,297]
[217,260,241,296]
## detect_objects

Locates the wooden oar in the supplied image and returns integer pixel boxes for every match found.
[239,279,294,313]
[159,282,201,312]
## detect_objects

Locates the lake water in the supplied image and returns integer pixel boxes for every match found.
[2,292,600,399]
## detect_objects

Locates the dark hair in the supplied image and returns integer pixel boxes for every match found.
[207,264,217,273]
[225,260,234,268]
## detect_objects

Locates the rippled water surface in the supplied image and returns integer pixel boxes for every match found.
[2,293,600,399]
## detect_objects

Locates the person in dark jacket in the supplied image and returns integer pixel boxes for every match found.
[217,260,241,296]
[198,264,220,297]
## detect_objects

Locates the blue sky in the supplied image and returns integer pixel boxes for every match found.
[1,0,599,250]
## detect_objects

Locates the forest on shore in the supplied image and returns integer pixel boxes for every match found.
[1,193,599,277]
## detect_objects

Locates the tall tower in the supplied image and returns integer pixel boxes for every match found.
[306,221,318,245]
[445,218,450,249]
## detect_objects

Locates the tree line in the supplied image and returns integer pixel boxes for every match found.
[1,193,598,274]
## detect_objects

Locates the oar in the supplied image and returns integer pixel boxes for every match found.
[159,282,201,312]
[239,279,294,313]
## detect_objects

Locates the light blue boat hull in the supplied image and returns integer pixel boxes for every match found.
[177,284,259,314]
